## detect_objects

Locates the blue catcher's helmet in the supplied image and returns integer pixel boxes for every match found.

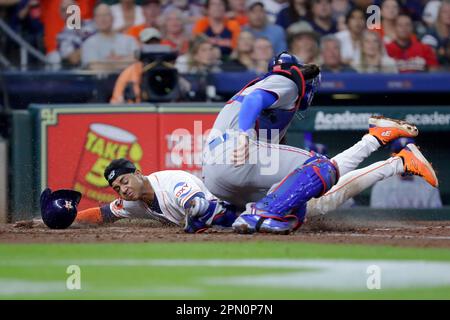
[40,188,82,229]
[268,52,302,72]
[268,52,321,111]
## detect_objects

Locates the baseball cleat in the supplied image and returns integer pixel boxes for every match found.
[397,144,438,188]
[369,116,418,145]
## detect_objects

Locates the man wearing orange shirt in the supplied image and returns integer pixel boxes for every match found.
[126,0,161,43]
[193,0,240,57]
[40,0,96,56]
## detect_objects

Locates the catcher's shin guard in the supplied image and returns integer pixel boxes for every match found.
[233,156,338,234]
[184,200,238,233]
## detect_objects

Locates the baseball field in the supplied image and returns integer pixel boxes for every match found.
[1,218,450,300]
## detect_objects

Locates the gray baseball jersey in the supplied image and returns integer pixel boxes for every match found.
[202,74,312,209]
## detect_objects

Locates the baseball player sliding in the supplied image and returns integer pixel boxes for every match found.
[75,159,238,233]
[201,51,438,235]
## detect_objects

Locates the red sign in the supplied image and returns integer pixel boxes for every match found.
[45,112,159,210]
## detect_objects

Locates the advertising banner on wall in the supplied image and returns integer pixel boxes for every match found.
[158,113,217,178]
[35,106,159,210]
[290,107,450,132]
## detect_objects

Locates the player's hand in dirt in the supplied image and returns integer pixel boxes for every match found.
[232,133,250,167]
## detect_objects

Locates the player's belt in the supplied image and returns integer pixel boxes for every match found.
[208,133,229,151]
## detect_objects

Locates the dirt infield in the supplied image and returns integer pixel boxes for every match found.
[2,217,450,248]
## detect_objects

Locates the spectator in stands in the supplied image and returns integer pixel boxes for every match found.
[159,8,190,54]
[335,8,366,65]
[441,40,450,68]
[352,0,373,11]
[227,0,248,25]
[81,3,138,71]
[57,0,96,68]
[287,21,320,64]
[175,34,221,74]
[9,0,44,52]
[353,30,398,72]
[37,0,98,64]
[222,30,255,70]
[320,35,357,72]
[275,0,310,30]
[258,0,288,24]
[386,14,439,72]
[399,0,424,22]
[162,0,203,32]
[110,0,145,33]
[422,0,441,28]
[331,0,352,31]
[78,0,96,20]
[374,0,400,44]
[243,0,287,54]
[307,0,337,36]
[250,36,274,73]
[370,137,442,209]
[421,0,450,66]
[192,0,240,58]
[127,0,161,42]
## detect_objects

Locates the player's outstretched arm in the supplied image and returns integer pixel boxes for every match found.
[76,205,121,225]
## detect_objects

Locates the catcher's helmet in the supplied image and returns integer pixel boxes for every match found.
[40,188,82,229]
[268,52,302,71]
[268,52,321,111]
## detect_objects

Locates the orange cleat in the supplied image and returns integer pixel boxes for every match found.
[397,144,438,188]
[369,116,418,145]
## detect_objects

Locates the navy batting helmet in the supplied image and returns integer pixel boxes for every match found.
[40,188,82,229]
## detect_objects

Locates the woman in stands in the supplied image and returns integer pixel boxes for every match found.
[175,34,221,74]
[353,30,398,73]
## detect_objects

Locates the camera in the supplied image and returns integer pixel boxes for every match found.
[137,45,180,102]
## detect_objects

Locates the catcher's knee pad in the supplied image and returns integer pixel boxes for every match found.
[252,155,338,220]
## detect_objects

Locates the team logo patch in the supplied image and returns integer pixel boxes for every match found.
[64,200,73,210]
[108,170,116,181]
[112,199,124,209]
[174,182,191,199]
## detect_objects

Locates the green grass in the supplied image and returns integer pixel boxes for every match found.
[1,242,450,299]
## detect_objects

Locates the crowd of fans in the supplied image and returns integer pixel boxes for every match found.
[0,0,449,73]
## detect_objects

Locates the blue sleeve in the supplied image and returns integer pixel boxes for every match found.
[238,89,278,132]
